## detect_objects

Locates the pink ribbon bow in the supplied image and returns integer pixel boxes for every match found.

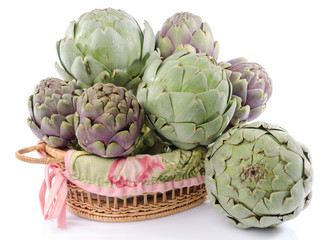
[39,164,68,228]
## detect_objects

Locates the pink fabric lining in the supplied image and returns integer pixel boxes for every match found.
[64,150,205,198]
[37,142,206,228]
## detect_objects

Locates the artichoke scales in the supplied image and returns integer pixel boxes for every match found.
[156,12,219,60]
[74,83,145,158]
[56,8,155,91]
[137,51,236,150]
[205,121,313,228]
[27,78,82,148]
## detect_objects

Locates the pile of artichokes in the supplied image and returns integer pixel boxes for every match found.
[26,8,312,229]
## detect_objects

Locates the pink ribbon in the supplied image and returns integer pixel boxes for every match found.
[39,164,68,228]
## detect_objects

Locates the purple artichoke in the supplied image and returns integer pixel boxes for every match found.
[221,58,273,126]
[28,78,82,148]
[156,12,219,59]
[74,83,145,158]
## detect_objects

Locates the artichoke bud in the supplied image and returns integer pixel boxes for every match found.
[27,78,82,148]
[156,12,219,60]
[205,121,313,228]
[56,8,155,91]
[137,52,236,150]
[75,83,145,158]
[221,58,273,126]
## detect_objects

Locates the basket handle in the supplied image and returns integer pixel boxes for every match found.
[15,143,62,164]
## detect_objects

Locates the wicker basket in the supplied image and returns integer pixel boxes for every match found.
[15,143,207,222]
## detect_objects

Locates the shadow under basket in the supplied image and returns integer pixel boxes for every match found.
[16,144,207,222]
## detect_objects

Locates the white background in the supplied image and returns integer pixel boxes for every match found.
[1,0,327,239]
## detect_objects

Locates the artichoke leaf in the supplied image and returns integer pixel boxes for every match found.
[142,21,155,61]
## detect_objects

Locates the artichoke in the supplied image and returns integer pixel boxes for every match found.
[205,122,313,228]
[28,78,82,148]
[74,83,145,158]
[221,58,272,126]
[137,51,236,150]
[156,12,219,59]
[56,8,155,91]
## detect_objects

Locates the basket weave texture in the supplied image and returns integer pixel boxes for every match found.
[16,143,207,222]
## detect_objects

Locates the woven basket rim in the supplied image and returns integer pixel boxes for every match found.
[15,143,207,223]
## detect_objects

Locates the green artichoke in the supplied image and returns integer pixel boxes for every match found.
[220,58,273,126]
[137,51,236,150]
[56,8,155,91]
[74,83,145,158]
[28,78,83,148]
[156,12,219,59]
[205,122,313,228]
